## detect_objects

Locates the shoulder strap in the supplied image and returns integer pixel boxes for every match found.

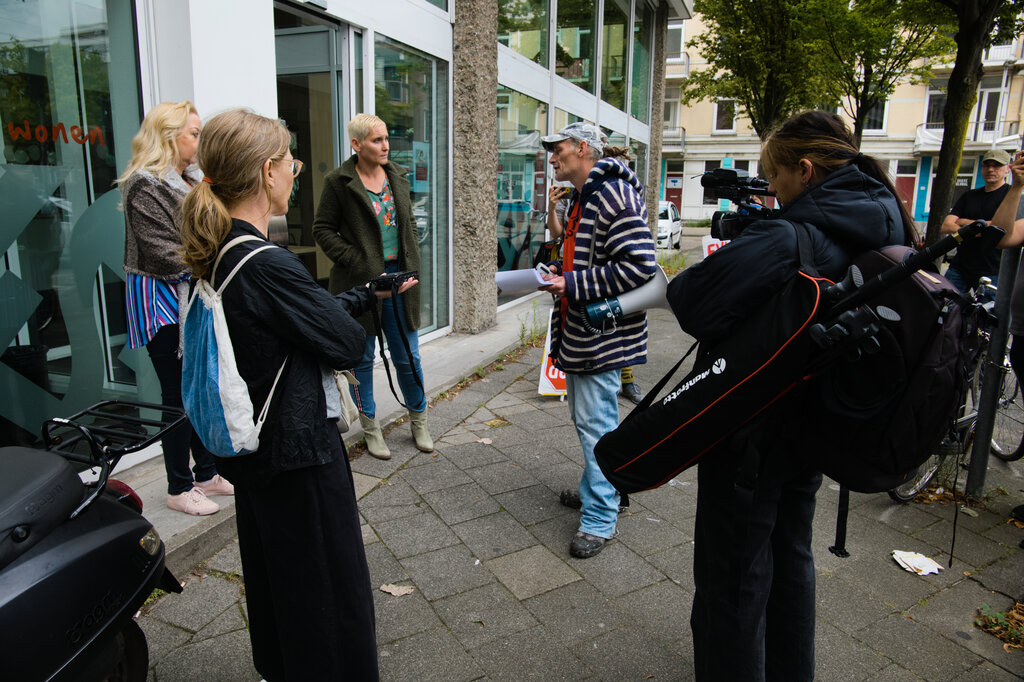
[213,237,275,295]
[211,235,265,283]
[792,221,819,278]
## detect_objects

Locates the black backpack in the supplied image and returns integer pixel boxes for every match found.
[594,223,985,497]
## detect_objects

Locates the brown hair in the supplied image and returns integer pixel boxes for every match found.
[761,110,918,246]
[179,109,291,279]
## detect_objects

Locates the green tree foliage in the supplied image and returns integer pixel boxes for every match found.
[807,0,955,147]
[680,0,827,140]
[924,0,1024,245]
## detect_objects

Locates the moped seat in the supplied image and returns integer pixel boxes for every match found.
[0,446,83,571]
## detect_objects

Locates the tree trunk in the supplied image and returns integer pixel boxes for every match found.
[924,45,984,245]
[924,0,1002,245]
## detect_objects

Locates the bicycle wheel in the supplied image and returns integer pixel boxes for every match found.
[888,451,948,502]
[992,355,1024,462]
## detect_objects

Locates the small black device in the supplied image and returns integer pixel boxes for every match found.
[700,167,778,240]
[369,270,418,290]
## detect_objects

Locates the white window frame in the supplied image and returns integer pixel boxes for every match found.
[713,99,736,134]
[666,21,685,63]
[862,99,889,136]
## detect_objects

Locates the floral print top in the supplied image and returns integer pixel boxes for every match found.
[366,178,399,262]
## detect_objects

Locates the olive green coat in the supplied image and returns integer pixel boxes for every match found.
[313,155,421,335]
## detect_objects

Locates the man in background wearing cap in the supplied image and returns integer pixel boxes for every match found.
[941,148,1014,298]
[538,122,657,558]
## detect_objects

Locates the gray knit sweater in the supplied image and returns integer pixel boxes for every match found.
[122,168,201,280]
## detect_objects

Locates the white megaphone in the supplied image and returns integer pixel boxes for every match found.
[582,265,670,334]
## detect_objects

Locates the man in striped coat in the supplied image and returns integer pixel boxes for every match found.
[539,123,657,558]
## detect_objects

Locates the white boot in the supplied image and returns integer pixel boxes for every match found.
[359,414,391,460]
[409,410,434,453]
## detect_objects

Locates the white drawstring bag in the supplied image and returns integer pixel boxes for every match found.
[181,236,287,457]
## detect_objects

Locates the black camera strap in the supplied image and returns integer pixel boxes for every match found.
[367,279,426,410]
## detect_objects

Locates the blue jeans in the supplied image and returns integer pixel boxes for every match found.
[945,265,997,302]
[350,283,426,419]
[565,370,621,539]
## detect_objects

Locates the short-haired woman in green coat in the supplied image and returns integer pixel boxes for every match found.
[313,113,433,459]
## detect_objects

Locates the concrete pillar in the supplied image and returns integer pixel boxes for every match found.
[645,3,668,233]
[452,0,499,333]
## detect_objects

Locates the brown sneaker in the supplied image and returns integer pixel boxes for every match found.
[195,474,234,497]
[167,488,219,516]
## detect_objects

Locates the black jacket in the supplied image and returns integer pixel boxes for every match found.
[669,164,906,342]
[210,219,372,489]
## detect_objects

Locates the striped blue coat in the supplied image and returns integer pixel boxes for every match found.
[550,158,657,374]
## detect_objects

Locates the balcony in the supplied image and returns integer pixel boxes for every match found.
[662,126,685,150]
[984,43,1017,63]
[915,120,1021,153]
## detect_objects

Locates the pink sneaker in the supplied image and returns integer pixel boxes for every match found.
[195,474,234,497]
[167,488,219,516]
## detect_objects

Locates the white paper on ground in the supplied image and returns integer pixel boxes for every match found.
[892,550,944,575]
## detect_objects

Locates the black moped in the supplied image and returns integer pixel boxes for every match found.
[0,400,185,681]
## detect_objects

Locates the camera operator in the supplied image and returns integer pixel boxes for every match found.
[667,111,917,680]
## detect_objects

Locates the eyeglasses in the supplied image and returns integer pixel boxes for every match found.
[285,159,304,177]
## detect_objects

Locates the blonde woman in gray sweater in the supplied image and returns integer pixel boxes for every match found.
[119,101,233,516]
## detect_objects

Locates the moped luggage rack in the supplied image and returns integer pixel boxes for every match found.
[41,400,186,518]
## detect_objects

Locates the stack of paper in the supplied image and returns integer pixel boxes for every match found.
[892,550,944,575]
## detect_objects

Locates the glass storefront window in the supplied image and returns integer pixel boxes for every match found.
[553,108,583,132]
[556,0,595,93]
[498,0,548,67]
[630,139,648,184]
[497,86,547,305]
[375,36,450,333]
[601,0,628,110]
[631,2,653,122]
[1,0,141,445]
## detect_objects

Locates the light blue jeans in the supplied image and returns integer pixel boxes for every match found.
[350,289,427,419]
[566,370,622,539]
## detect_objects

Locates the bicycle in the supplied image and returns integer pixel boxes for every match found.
[888,278,1023,502]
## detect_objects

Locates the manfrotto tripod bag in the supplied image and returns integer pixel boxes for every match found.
[594,225,828,493]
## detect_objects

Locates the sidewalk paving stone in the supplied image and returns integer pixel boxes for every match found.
[469,625,595,681]
[146,573,243,632]
[399,544,495,600]
[464,459,540,494]
[970,548,1024,599]
[567,625,690,681]
[521,580,632,646]
[451,511,540,560]
[856,613,983,681]
[377,628,484,682]
[423,481,502,524]
[153,629,261,682]
[398,456,473,494]
[613,579,695,644]
[814,620,892,681]
[566,541,666,599]
[495,483,575,526]
[484,544,581,599]
[433,582,539,648]
[615,511,692,558]
[442,440,508,469]
[373,510,459,559]
[372,586,443,643]
[365,541,408,585]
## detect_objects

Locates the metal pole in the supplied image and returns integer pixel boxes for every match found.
[966,245,1021,496]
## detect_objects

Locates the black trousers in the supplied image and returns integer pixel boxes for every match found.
[234,445,378,681]
[146,324,217,494]
[690,443,821,682]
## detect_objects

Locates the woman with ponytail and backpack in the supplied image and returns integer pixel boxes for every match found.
[667,111,918,681]
[179,109,409,681]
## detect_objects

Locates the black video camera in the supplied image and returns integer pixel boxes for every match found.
[700,168,778,240]
[369,270,418,291]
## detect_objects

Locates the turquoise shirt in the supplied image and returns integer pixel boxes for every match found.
[366,178,399,262]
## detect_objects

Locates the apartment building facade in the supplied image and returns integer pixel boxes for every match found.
[661,14,1024,226]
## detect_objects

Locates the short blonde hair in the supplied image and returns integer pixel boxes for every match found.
[117,101,198,184]
[349,113,386,144]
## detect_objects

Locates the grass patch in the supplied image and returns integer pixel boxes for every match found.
[657,249,689,277]
[976,602,1024,650]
